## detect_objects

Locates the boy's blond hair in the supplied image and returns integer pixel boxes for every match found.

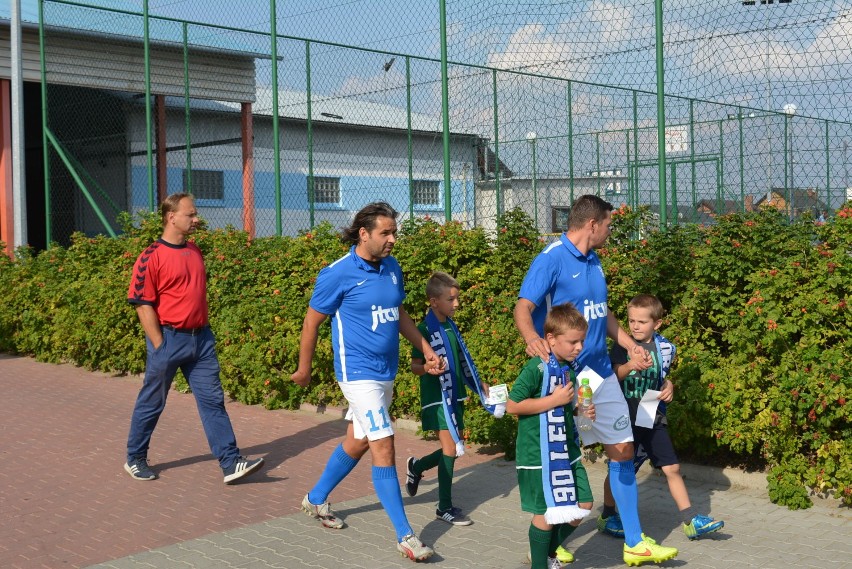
[544,303,588,336]
[426,271,460,300]
[628,294,665,321]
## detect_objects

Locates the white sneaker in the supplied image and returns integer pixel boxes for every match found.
[397,533,434,562]
[300,493,345,529]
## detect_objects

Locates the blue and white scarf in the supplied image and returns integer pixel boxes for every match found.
[653,332,676,385]
[540,355,590,524]
[425,309,501,457]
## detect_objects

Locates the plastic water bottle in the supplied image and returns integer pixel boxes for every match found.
[576,377,593,432]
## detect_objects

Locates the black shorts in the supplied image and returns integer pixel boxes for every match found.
[632,414,679,472]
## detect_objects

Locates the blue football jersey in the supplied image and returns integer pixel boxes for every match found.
[518,234,613,377]
[310,246,406,382]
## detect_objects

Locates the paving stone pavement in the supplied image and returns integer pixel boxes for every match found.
[1,354,849,569]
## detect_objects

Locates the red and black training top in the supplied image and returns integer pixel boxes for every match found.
[127,239,209,330]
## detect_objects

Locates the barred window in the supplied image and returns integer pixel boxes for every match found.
[313,176,341,204]
[552,206,571,233]
[412,179,440,206]
[183,169,224,201]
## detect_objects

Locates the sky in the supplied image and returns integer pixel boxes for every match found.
[6,0,852,204]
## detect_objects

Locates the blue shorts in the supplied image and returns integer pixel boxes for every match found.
[632,414,679,471]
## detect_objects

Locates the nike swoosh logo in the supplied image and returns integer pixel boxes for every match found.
[572,272,581,278]
[629,548,653,557]
[356,279,367,286]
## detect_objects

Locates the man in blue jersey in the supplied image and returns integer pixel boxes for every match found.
[291,202,445,562]
[514,194,679,566]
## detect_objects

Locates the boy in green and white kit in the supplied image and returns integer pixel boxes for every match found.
[407,272,492,526]
[508,303,595,569]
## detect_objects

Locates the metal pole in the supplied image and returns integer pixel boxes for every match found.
[632,90,639,209]
[270,0,282,235]
[143,0,154,210]
[38,0,51,245]
[439,0,452,221]
[824,121,830,211]
[784,115,789,217]
[492,69,502,218]
[530,134,537,228]
[406,56,414,220]
[654,0,667,228]
[306,41,315,228]
[568,81,574,204]
[183,22,192,194]
[739,108,744,211]
[11,0,27,249]
[689,98,696,219]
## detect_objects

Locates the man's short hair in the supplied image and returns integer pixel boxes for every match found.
[160,192,192,225]
[426,271,460,300]
[628,294,665,321]
[544,303,589,336]
[568,194,614,230]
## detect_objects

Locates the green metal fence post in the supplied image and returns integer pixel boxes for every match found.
[567,81,574,204]
[689,99,696,220]
[270,0,282,235]
[718,120,724,214]
[38,0,51,244]
[654,0,667,228]
[183,22,192,195]
[632,90,639,209]
[595,132,601,196]
[825,120,830,210]
[739,107,744,211]
[670,161,677,225]
[492,69,502,218]
[407,56,414,220]
[439,0,452,221]
[306,40,315,228]
[143,0,154,210]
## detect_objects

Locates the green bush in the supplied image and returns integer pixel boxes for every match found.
[1,204,849,508]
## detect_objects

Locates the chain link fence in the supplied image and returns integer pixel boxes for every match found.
[36,0,852,244]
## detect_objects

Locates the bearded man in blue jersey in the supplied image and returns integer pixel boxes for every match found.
[291,201,445,562]
[514,194,679,567]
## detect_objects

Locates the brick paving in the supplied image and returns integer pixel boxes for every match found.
[1,354,850,569]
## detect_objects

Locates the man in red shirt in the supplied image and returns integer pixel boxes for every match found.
[125,193,263,483]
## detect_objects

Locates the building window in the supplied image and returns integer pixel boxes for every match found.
[552,206,571,233]
[313,176,340,204]
[183,169,224,201]
[412,179,440,207]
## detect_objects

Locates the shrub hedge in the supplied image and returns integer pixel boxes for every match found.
[0,204,849,509]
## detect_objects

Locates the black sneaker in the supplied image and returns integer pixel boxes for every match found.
[405,457,422,497]
[223,456,264,484]
[124,457,158,481]
[436,506,473,526]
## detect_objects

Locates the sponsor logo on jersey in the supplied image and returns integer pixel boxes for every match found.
[391,271,398,285]
[371,305,400,331]
[582,299,608,321]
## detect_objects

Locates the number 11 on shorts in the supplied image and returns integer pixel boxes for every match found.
[365,406,390,432]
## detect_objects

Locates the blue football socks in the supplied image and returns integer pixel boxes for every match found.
[609,459,643,547]
[307,444,358,505]
[372,465,413,541]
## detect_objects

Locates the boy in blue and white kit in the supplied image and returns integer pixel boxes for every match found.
[291,202,445,563]
[515,195,678,566]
